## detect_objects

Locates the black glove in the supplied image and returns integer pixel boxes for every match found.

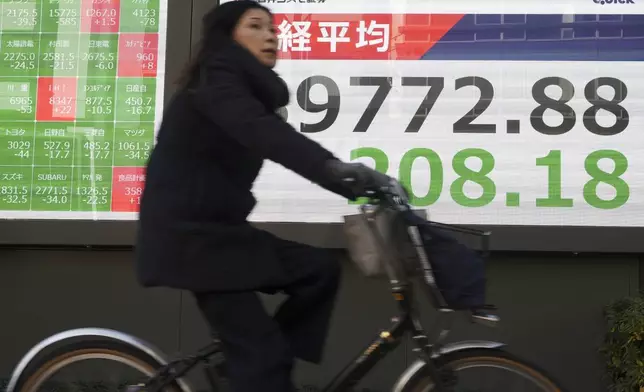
[325,160,393,198]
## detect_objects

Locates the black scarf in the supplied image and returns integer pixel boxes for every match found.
[197,39,290,113]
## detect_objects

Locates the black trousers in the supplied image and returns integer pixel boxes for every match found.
[193,235,341,392]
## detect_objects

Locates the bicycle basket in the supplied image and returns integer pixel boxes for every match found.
[406,212,490,310]
[343,206,426,279]
[345,206,490,310]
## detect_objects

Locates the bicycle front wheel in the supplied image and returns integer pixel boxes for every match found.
[402,348,566,392]
[11,340,183,392]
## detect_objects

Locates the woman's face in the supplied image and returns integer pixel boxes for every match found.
[233,8,278,68]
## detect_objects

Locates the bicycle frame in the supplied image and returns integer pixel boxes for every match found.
[320,281,452,392]
[149,184,489,392]
[315,194,458,391]
[6,181,495,392]
[148,279,453,392]
[317,182,493,391]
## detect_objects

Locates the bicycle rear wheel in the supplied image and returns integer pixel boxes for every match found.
[12,340,183,392]
[402,348,566,392]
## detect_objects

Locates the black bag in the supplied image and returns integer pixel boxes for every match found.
[344,206,488,311]
[404,212,487,310]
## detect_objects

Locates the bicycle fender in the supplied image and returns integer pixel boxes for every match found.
[6,327,194,392]
[392,340,505,392]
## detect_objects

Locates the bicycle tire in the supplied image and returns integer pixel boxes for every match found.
[401,348,567,392]
[11,340,183,392]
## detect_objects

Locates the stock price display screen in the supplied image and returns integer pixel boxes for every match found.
[0,0,166,219]
[2,0,643,227]
[221,0,644,227]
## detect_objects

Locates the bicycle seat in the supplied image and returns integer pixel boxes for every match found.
[471,310,500,327]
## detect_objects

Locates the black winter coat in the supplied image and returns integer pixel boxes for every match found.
[135,41,352,292]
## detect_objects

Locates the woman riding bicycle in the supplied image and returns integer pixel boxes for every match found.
[135,1,388,391]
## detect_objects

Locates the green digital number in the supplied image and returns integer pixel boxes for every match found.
[450,148,495,207]
[344,147,630,211]
[398,148,443,207]
[536,150,573,207]
[584,150,629,210]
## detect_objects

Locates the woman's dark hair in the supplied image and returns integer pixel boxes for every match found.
[177,1,272,88]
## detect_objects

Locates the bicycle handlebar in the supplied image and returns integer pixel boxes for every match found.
[355,175,491,242]
[365,178,411,209]
[340,172,410,208]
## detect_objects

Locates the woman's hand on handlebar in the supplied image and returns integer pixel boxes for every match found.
[324,159,394,198]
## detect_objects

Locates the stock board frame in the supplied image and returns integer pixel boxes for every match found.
[0,0,642,254]
[0,219,642,253]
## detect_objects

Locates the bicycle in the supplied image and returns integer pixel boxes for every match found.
[6,180,567,392]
